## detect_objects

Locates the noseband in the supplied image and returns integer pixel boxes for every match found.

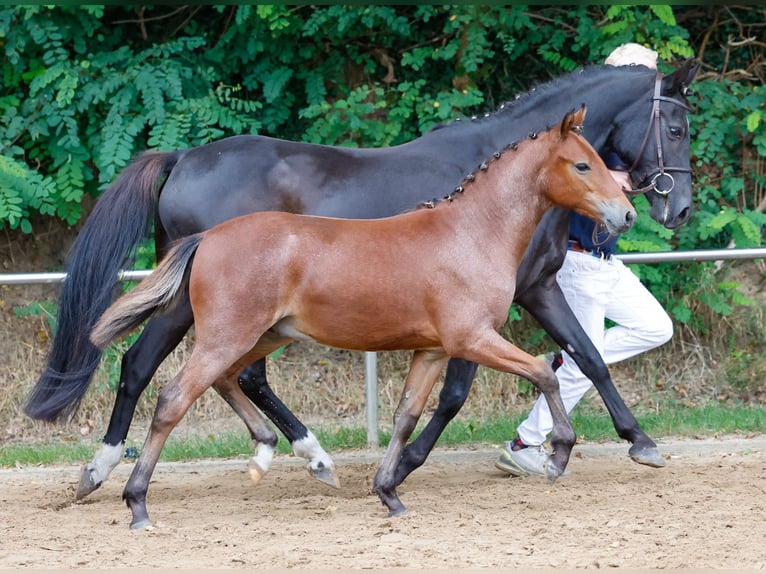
[627,74,692,197]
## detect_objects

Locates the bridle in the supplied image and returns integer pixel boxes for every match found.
[626,73,692,197]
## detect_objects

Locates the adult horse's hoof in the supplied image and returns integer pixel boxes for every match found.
[387,506,409,518]
[629,444,666,468]
[308,462,340,489]
[75,467,103,501]
[129,518,154,531]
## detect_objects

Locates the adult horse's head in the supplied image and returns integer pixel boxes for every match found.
[609,58,700,229]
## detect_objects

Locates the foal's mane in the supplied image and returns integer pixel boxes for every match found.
[416,128,552,210]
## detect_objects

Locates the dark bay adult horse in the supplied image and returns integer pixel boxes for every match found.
[26,61,699,498]
[90,107,636,528]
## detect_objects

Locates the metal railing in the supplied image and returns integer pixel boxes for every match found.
[3,246,766,446]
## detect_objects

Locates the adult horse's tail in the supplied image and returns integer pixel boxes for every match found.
[25,151,180,421]
[90,235,202,350]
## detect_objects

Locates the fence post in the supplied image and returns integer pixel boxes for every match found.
[364,351,379,447]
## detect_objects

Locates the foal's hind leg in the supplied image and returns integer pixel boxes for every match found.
[123,347,247,530]
[458,331,577,479]
[373,350,449,517]
[238,360,339,487]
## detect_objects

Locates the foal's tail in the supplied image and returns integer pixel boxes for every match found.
[25,151,180,421]
[90,235,203,350]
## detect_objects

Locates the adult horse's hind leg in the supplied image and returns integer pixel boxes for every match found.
[76,301,195,500]
[393,358,478,487]
[373,350,449,517]
[238,360,339,487]
[516,285,664,467]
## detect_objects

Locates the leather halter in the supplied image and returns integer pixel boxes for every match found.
[626,73,692,197]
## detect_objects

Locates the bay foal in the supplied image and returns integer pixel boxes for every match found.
[91,107,635,528]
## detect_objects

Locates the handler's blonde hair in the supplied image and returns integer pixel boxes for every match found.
[605,43,658,70]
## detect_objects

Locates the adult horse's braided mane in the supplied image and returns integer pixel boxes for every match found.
[428,64,614,134]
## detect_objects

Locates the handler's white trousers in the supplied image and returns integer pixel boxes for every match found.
[516,250,673,447]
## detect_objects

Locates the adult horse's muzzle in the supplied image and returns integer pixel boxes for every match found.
[637,170,693,229]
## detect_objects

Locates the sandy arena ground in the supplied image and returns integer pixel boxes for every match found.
[1,435,765,570]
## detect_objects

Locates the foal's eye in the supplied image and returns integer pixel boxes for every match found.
[669,126,683,140]
[574,162,590,173]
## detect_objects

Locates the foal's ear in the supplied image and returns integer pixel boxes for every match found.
[560,104,587,138]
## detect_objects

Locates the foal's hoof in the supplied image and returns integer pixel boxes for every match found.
[75,467,102,501]
[629,444,666,468]
[309,462,340,489]
[248,459,266,485]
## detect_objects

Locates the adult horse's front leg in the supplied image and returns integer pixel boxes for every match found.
[76,302,195,500]
[373,350,449,517]
[459,331,576,479]
[237,360,339,487]
[393,358,478,487]
[516,286,664,467]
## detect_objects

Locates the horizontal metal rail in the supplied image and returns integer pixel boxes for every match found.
[2,248,766,285]
[0,269,152,284]
[616,247,766,264]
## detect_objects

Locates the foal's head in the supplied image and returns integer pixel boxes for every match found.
[545,106,636,235]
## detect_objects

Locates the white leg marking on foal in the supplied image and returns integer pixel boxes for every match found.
[248,442,275,484]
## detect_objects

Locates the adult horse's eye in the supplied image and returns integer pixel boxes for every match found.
[669,126,683,140]
[575,162,590,173]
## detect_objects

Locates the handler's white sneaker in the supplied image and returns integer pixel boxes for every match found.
[495,438,549,477]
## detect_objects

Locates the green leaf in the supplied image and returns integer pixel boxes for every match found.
[262,67,293,104]
[649,5,676,26]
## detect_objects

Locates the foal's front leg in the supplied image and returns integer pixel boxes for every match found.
[373,350,449,517]
[394,359,478,487]
[458,330,576,478]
